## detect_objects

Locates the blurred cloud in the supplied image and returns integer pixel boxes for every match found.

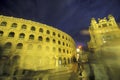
[80,29,89,35]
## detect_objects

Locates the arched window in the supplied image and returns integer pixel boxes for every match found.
[46,37,50,42]
[53,39,56,43]
[27,44,33,49]
[63,57,67,65]
[66,37,67,40]
[58,41,61,45]
[63,42,65,46]
[66,43,68,47]
[16,43,23,49]
[63,49,65,53]
[29,34,34,40]
[62,35,64,39]
[68,58,70,64]
[19,33,25,38]
[8,32,15,37]
[58,57,62,65]
[53,32,56,36]
[67,50,69,54]
[4,42,12,49]
[58,48,61,53]
[31,26,35,31]
[38,36,43,41]
[58,34,60,37]
[0,21,7,26]
[46,30,50,34]
[11,23,17,28]
[39,28,43,33]
[0,31,4,36]
[21,24,27,29]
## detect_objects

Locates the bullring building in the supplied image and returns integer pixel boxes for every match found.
[0,15,76,79]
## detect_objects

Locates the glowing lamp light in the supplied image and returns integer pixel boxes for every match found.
[76,48,80,52]
[78,45,82,49]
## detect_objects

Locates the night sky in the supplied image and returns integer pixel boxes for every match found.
[0,0,120,46]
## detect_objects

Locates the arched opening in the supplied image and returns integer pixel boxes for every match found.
[8,32,15,37]
[46,30,50,34]
[29,34,34,40]
[38,36,43,41]
[58,48,61,53]
[58,41,61,45]
[31,26,36,31]
[0,21,7,26]
[68,58,70,64]
[19,33,25,38]
[46,37,50,42]
[11,23,17,28]
[0,31,4,36]
[63,57,67,65]
[16,43,23,49]
[21,24,27,29]
[53,39,56,43]
[63,49,65,53]
[58,57,62,65]
[4,42,12,49]
[53,32,56,36]
[39,28,43,33]
[58,34,60,37]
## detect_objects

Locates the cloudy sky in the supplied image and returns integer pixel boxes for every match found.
[0,0,120,46]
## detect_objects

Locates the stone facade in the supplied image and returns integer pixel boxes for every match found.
[88,15,120,52]
[0,15,76,80]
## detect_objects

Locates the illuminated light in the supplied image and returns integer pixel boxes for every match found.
[76,48,80,52]
[78,45,82,49]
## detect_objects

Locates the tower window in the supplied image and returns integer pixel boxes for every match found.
[4,42,12,49]
[46,30,50,34]
[0,21,7,26]
[68,58,70,64]
[58,41,61,45]
[21,24,27,29]
[58,34,60,37]
[53,39,56,43]
[16,43,23,49]
[62,36,64,39]
[63,42,65,46]
[29,34,34,40]
[8,32,15,37]
[38,36,43,41]
[46,37,50,42]
[58,48,61,53]
[63,57,67,65]
[0,31,4,36]
[19,33,25,38]
[63,49,65,53]
[31,26,36,31]
[58,57,62,65]
[39,28,43,33]
[11,23,17,28]
[102,24,107,27]
[53,32,56,36]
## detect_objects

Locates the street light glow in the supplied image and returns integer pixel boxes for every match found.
[76,48,80,52]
